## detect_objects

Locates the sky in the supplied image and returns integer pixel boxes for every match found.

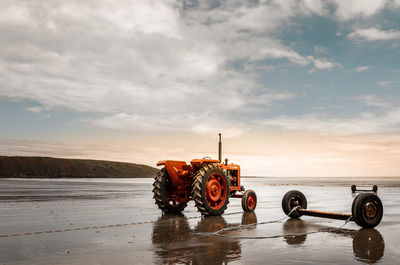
[0,0,400,176]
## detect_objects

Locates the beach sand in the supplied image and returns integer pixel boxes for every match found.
[0,177,399,264]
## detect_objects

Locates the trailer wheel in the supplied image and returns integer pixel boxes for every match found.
[282,190,307,218]
[242,190,257,212]
[352,193,383,228]
[153,168,188,213]
[192,164,230,216]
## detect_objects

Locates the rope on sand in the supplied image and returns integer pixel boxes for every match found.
[197,207,353,240]
[0,211,244,238]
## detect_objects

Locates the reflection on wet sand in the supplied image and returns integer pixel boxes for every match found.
[152,213,257,265]
[352,229,385,264]
[282,219,385,264]
[282,218,308,245]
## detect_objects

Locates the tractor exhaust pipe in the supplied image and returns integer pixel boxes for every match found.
[218,133,222,162]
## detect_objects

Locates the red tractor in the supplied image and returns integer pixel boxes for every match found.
[153,134,257,216]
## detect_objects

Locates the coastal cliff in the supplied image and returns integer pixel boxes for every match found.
[0,156,158,178]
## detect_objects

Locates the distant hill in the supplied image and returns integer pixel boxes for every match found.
[0,156,159,178]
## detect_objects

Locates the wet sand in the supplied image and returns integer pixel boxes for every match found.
[1,177,399,264]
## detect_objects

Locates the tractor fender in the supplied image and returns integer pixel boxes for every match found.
[156,160,190,187]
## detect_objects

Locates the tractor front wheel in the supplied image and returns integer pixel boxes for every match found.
[242,190,257,212]
[192,164,230,216]
[153,168,188,214]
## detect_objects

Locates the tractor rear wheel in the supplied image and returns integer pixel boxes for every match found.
[153,168,188,213]
[192,164,230,216]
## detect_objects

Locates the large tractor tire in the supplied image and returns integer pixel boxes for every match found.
[153,168,188,214]
[192,164,230,216]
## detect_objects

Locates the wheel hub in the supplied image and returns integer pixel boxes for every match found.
[248,195,255,209]
[206,179,222,201]
[204,173,228,210]
[364,201,377,219]
[290,197,300,208]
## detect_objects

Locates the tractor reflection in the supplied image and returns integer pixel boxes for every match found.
[282,219,385,264]
[152,212,257,265]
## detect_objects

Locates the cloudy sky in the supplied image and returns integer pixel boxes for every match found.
[1,0,400,176]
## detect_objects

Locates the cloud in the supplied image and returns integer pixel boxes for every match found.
[0,0,340,135]
[0,139,89,157]
[355,66,369,72]
[348,27,400,41]
[257,48,339,70]
[25,106,44,113]
[313,45,329,54]
[355,94,390,108]
[85,91,295,138]
[311,58,341,69]
[258,105,400,135]
[0,139,169,166]
[332,0,388,21]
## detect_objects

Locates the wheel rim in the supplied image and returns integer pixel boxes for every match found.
[364,201,378,220]
[205,173,227,209]
[247,194,256,210]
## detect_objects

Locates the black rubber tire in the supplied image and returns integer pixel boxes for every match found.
[373,185,378,193]
[282,190,307,218]
[241,190,257,212]
[153,168,188,214]
[351,192,383,228]
[192,164,230,216]
[351,184,357,193]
